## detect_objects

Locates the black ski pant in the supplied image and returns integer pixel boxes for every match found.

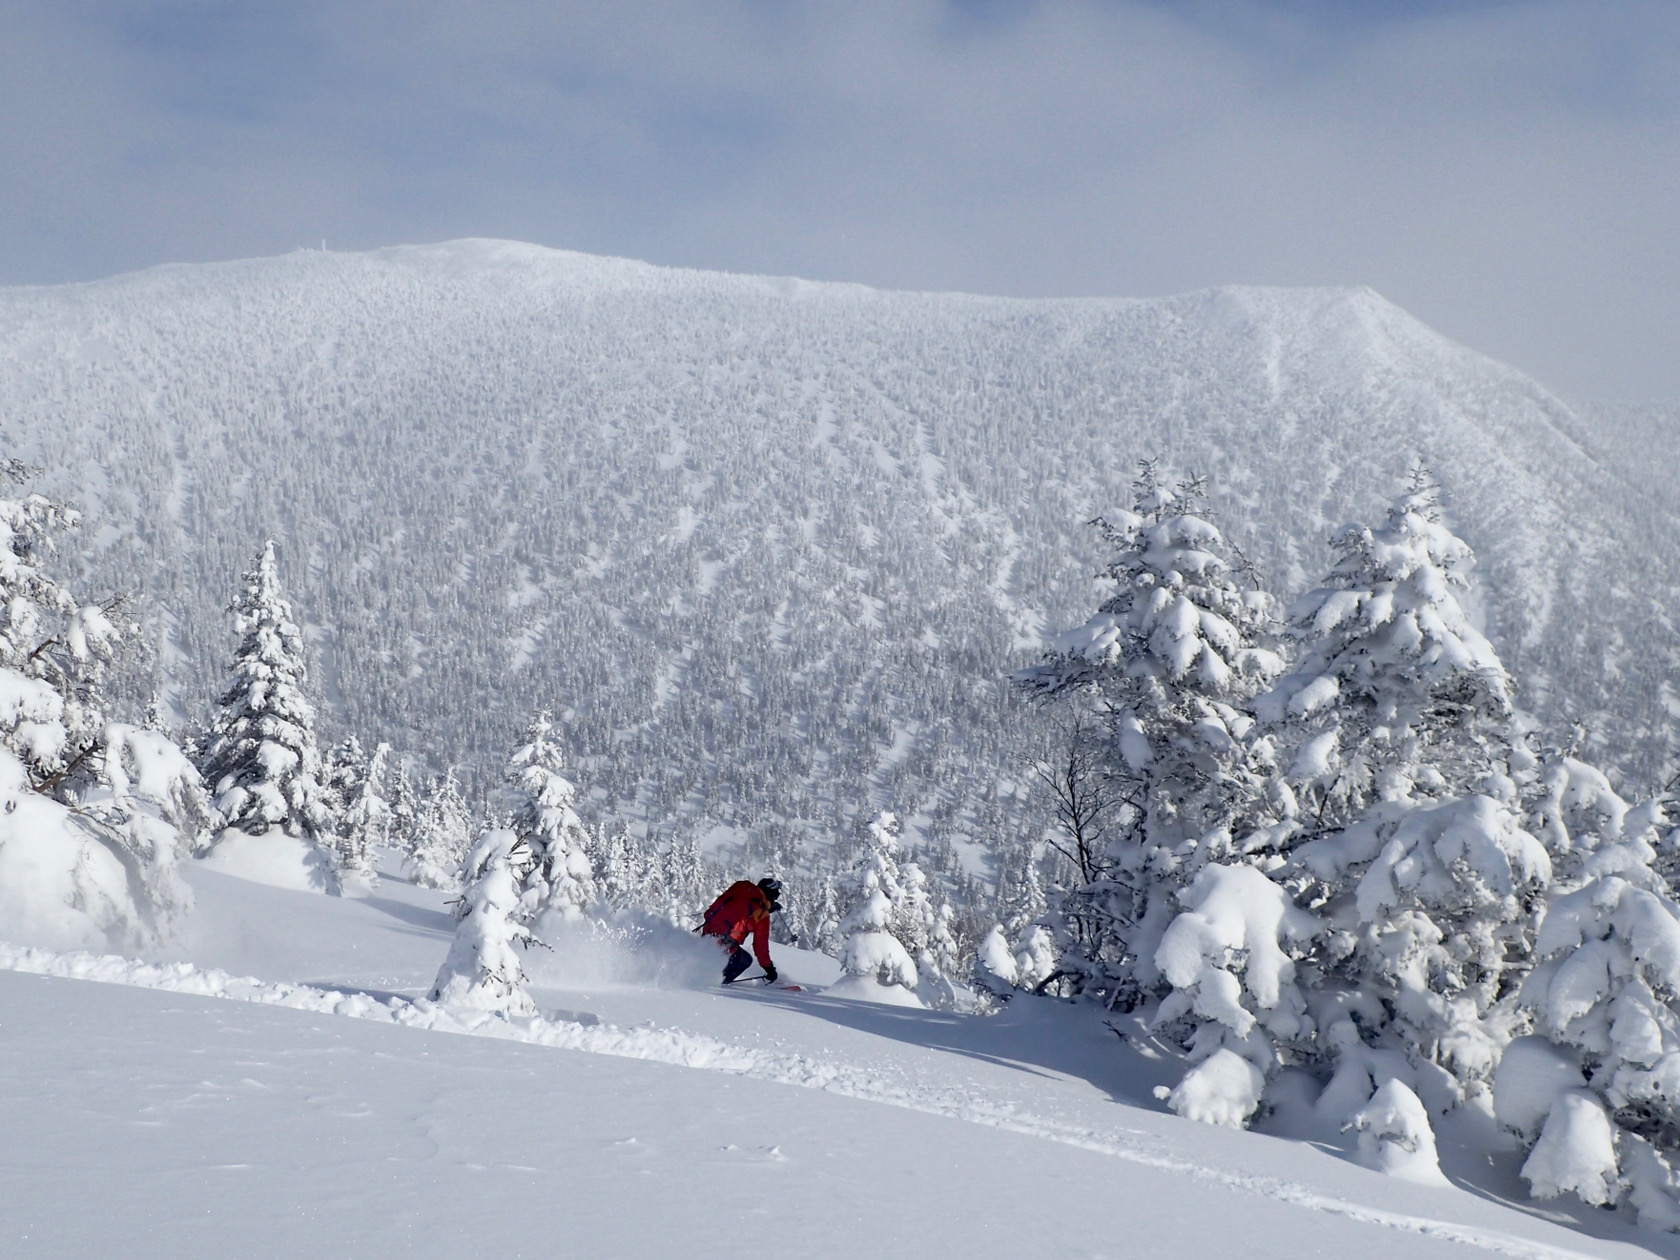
[720,942,754,984]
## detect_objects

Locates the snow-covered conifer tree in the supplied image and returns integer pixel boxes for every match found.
[896,859,962,1007]
[979,843,1058,994]
[659,834,709,925]
[1494,758,1680,1227]
[1258,469,1519,826]
[330,739,391,892]
[588,825,645,912]
[1019,465,1289,1008]
[0,465,121,790]
[325,736,366,827]
[784,872,842,957]
[407,769,472,890]
[428,829,539,1017]
[388,759,419,854]
[502,713,597,923]
[833,812,921,1003]
[199,540,338,885]
[1264,475,1550,1112]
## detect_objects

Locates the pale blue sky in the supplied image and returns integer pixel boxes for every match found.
[2,1,1675,398]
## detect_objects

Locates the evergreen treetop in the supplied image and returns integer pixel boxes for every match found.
[1258,470,1514,826]
[201,540,335,848]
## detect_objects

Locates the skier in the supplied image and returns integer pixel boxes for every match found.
[702,876,782,984]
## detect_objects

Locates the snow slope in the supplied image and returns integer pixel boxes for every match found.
[1,855,1674,1258]
[0,240,1675,877]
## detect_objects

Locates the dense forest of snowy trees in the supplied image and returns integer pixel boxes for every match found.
[5,243,1680,895]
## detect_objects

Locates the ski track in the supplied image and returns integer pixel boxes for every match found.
[0,941,1603,1260]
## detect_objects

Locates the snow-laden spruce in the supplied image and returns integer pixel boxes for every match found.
[1019,466,1289,1010]
[199,540,339,890]
[406,769,472,891]
[1257,470,1516,821]
[588,826,646,913]
[893,858,962,1008]
[429,828,540,1017]
[975,842,1057,997]
[387,760,420,855]
[326,737,391,893]
[1495,757,1680,1228]
[833,812,922,1005]
[0,464,203,949]
[0,464,120,789]
[502,713,598,924]
[1262,475,1548,1119]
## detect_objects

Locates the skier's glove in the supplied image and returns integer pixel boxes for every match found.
[763,964,778,984]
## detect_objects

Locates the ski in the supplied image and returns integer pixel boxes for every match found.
[724,975,803,992]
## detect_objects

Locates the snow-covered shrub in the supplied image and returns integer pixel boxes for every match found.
[1013,924,1059,991]
[72,722,216,941]
[1019,466,1289,1008]
[1290,795,1549,1105]
[0,752,140,950]
[1498,759,1680,1226]
[1158,1048,1267,1129]
[1152,862,1317,1122]
[502,713,597,923]
[428,829,539,1017]
[974,924,1020,995]
[199,540,338,885]
[1346,1079,1449,1185]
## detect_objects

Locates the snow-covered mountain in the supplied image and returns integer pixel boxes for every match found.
[1,240,1673,865]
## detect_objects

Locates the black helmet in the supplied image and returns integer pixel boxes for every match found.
[758,876,783,909]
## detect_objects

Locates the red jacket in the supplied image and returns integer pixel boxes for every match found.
[702,881,774,969]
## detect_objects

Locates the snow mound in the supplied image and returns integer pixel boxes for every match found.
[1348,1079,1449,1186]
[1522,1091,1621,1207]
[826,972,927,1007]
[1159,1048,1266,1128]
